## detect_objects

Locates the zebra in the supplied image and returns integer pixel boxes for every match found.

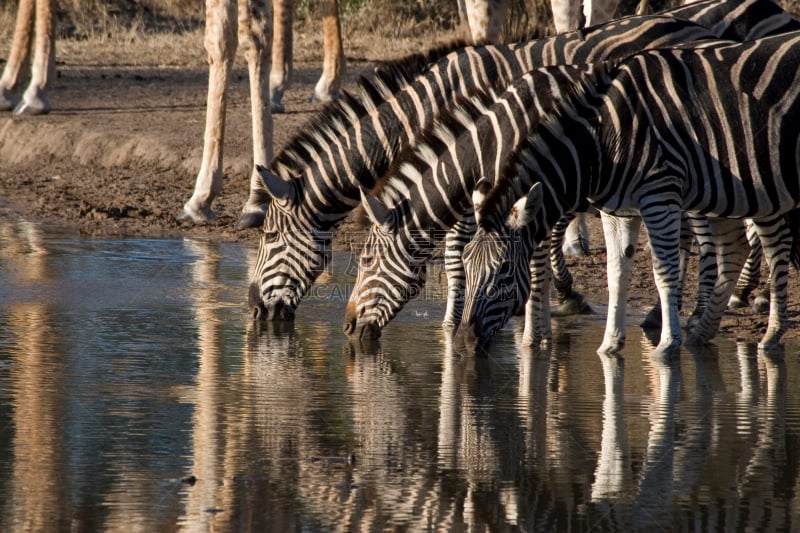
[343,2,800,341]
[250,0,797,323]
[455,32,800,357]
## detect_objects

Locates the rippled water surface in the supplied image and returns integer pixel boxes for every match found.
[2,218,800,531]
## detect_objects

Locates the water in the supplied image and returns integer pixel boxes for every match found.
[1,218,800,531]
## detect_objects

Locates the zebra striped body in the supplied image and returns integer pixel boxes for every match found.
[457,32,800,356]
[343,0,800,340]
[249,0,800,323]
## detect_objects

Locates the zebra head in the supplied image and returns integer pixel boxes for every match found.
[249,167,333,322]
[344,191,427,340]
[454,182,544,355]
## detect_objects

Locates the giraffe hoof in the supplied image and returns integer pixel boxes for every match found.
[0,92,18,111]
[13,97,51,115]
[270,101,285,114]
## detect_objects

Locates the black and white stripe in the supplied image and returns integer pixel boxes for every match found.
[457,31,800,356]
[250,0,796,322]
[343,0,800,340]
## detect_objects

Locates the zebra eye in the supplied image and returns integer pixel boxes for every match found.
[262,231,280,243]
[360,255,374,267]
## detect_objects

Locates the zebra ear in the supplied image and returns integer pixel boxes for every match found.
[257,165,295,203]
[472,178,492,223]
[508,182,543,230]
[360,189,395,232]
[471,177,492,209]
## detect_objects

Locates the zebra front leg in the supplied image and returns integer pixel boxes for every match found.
[522,239,552,346]
[597,213,641,355]
[442,217,474,330]
[237,0,274,230]
[641,203,683,357]
[752,216,795,349]
[685,217,747,344]
[641,212,710,328]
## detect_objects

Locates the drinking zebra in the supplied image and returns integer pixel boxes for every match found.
[343,2,800,341]
[250,0,796,323]
[455,32,800,357]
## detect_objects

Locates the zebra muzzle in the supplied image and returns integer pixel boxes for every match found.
[343,317,381,341]
[453,321,490,357]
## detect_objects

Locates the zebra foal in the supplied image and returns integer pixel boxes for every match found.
[455,32,800,357]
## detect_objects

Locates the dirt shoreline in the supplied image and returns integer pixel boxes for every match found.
[1,31,799,346]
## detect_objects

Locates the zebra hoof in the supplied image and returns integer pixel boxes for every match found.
[728,293,749,309]
[597,336,625,355]
[562,239,588,257]
[552,292,593,317]
[752,292,770,314]
[640,305,661,329]
[177,203,217,225]
[236,210,266,230]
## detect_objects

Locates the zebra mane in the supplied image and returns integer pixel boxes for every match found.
[476,64,609,228]
[270,40,470,182]
[370,83,503,203]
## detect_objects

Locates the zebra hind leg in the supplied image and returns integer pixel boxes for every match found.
[728,220,763,310]
[753,212,800,349]
[550,213,593,316]
[685,218,747,345]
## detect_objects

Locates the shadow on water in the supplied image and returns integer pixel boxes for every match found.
[1,218,800,531]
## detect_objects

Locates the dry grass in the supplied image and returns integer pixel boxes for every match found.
[2,0,800,68]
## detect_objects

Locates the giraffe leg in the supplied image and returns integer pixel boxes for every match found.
[312,0,344,103]
[583,0,620,28]
[236,0,274,229]
[0,0,36,111]
[14,0,54,115]
[550,0,581,33]
[180,0,238,223]
[269,0,291,113]
[464,0,508,44]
